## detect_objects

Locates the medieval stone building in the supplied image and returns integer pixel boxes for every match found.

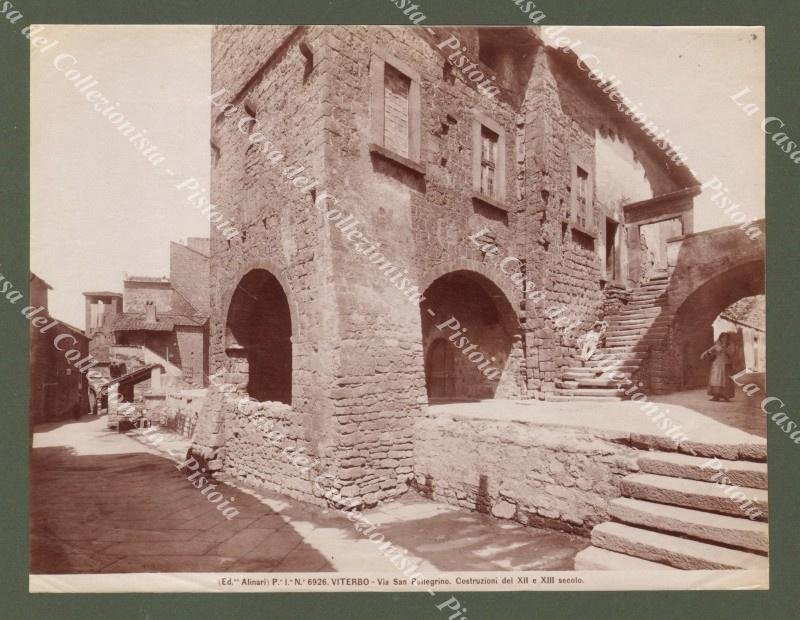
[29,273,91,424]
[84,238,211,391]
[190,26,764,527]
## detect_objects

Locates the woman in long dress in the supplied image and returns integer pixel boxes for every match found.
[701,332,737,401]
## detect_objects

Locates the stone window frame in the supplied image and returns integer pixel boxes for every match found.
[471,111,508,211]
[368,51,423,174]
[569,154,596,237]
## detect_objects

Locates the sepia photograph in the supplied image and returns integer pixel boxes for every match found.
[25,21,770,595]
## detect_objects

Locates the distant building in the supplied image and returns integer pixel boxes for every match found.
[29,273,91,424]
[713,295,766,372]
[82,238,210,393]
[82,290,123,381]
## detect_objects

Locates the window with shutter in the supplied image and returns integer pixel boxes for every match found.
[383,64,411,158]
[576,166,589,229]
[480,126,499,198]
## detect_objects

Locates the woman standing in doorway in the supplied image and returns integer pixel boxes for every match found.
[701,332,737,401]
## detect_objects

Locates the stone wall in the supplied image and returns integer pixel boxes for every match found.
[152,390,206,437]
[221,396,325,506]
[318,26,527,503]
[517,47,688,395]
[170,240,210,316]
[414,412,640,534]
[123,281,173,313]
[195,25,697,510]
[191,25,345,500]
[174,326,206,386]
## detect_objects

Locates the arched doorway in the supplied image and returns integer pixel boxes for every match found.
[669,260,764,390]
[225,269,292,404]
[420,270,520,402]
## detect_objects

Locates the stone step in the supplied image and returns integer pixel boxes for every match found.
[611,313,673,322]
[615,316,664,324]
[621,473,768,520]
[626,297,668,305]
[607,323,671,332]
[607,330,668,338]
[582,362,642,374]
[591,522,768,570]
[609,497,769,553]
[622,305,668,312]
[591,353,648,364]
[553,387,625,398]
[561,370,634,383]
[605,331,667,340]
[574,545,678,570]
[638,451,768,489]
[605,336,666,346]
[557,377,627,389]
[605,332,666,343]
[619,301,670,310]
[547,393,625,402]
[602,343,657,352]
[560,366,599,374]
[631,289,669,298]
[616,309,669,319]
[623,295,667,302]
[610,321,670,330]
[639,279,669,287]
[598,344,651,353]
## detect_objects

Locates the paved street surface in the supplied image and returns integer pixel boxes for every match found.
[31,416,588,574]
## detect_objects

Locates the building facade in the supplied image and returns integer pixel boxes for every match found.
[83,238,210,393]
[189,26,702,510]
[30,273,91,424]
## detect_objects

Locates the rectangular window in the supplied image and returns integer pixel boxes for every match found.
[575,166,589,229]
[480,126,499,198]
[90,300,105,329]
[383,64,411,158]
[471,112,506,207]
[370,52,421,166]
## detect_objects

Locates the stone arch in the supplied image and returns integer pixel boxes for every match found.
[666,259,764,390]
[419,267,522,402]
[419,257,525,317]
[220,258,299,341]
[224,264,295,404]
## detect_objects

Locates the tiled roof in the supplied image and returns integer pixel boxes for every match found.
[98,364,163,391]
[112,312,206,332]
[30,273,53,290]
[125,276,170,283]
[83,291,123,297]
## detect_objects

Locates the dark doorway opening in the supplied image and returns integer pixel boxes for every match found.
[605,218,619,282]
[420,270,519,402]
[226,269,292,404]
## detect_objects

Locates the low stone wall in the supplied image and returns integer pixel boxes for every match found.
[219,398,326,507]
[157,390,206,438]
[413,412,640,535]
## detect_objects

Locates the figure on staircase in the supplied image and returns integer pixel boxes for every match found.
[701,332,737,401]
[578,320,607,361]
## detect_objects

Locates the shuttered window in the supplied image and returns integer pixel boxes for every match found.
[383,64,411,158]
[480,126,499,198]
[575,166,589,229]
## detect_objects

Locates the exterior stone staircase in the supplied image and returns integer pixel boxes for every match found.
[575,448,769,570]
[552,274,673,401]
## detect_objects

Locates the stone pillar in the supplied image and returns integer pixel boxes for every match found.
[107,382,118,414]
[150,366,163,393]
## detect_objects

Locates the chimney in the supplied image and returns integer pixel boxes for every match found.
[145,301,157,323]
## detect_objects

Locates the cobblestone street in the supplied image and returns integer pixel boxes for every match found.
[30,416,588,574]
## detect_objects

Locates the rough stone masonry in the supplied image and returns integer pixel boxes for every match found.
[188,25,697,527]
